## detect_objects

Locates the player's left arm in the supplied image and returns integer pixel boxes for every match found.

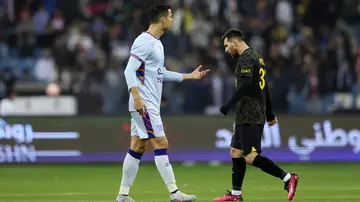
[219,63,254,116]
[164,65,210,82]
[257,56,277,126]
[265,79,275,118]
[264,77,277,126]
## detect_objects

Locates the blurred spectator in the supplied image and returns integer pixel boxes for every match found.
[224,0,242,28]
[50,9,65,33]
[317,49,336,113]
[333,31,355,92]
[32,4,49,34]
[190,12,213,49]
[16,9,35,57]
[67,27,94,53]
[275,0,293,29]
[0,0,359,115]
[33,49,58,82]
[52,32,71,77]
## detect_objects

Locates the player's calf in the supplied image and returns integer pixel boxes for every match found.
[245,152,299,200]
[245,152,290,182]
[150,137,179,193]
[117,149,143,199]
[151,137,197,200]
[227,147,246,201]
[215,148,245,202]
[116,137,147,201]
[153,148,179,193]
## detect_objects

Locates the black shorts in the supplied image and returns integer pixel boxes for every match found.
[231,123,264,155]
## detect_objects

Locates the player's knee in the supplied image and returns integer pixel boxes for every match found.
[244,156,253,165]
[230,147,243,158]
[244,152,258,165]
[130,144,147,153]
[130,137,148,153]
[149,136,169,149]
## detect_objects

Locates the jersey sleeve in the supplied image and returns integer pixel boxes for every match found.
[163,67,184,82]
[237,57,255,85]
[130,38,153,63]
[124,38,153,91]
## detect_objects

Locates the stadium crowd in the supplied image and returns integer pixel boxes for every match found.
[0,0,359,115]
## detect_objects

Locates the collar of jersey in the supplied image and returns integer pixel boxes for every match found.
[144,31,160,40]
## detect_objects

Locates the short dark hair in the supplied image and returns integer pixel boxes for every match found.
[148,4,171,24]
[221,28,244,41]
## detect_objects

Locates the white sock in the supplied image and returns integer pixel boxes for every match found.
[117,150,142,197]
[154,149,178,193]
[231,190,241,196]
[283,173,291,182]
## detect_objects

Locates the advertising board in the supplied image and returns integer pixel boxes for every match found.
[0,115,359,163]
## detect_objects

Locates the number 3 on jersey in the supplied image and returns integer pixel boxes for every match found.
[258,58,266,89]
[259,67,265,89]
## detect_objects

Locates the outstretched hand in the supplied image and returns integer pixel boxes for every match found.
[188,65,210,80]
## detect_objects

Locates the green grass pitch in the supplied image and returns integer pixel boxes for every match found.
[0,162,359,202]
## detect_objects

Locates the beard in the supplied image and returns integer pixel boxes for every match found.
[230,52,239,58]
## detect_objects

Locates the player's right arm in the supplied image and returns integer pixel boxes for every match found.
[124,37,152,115]
[219,61,254,115]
